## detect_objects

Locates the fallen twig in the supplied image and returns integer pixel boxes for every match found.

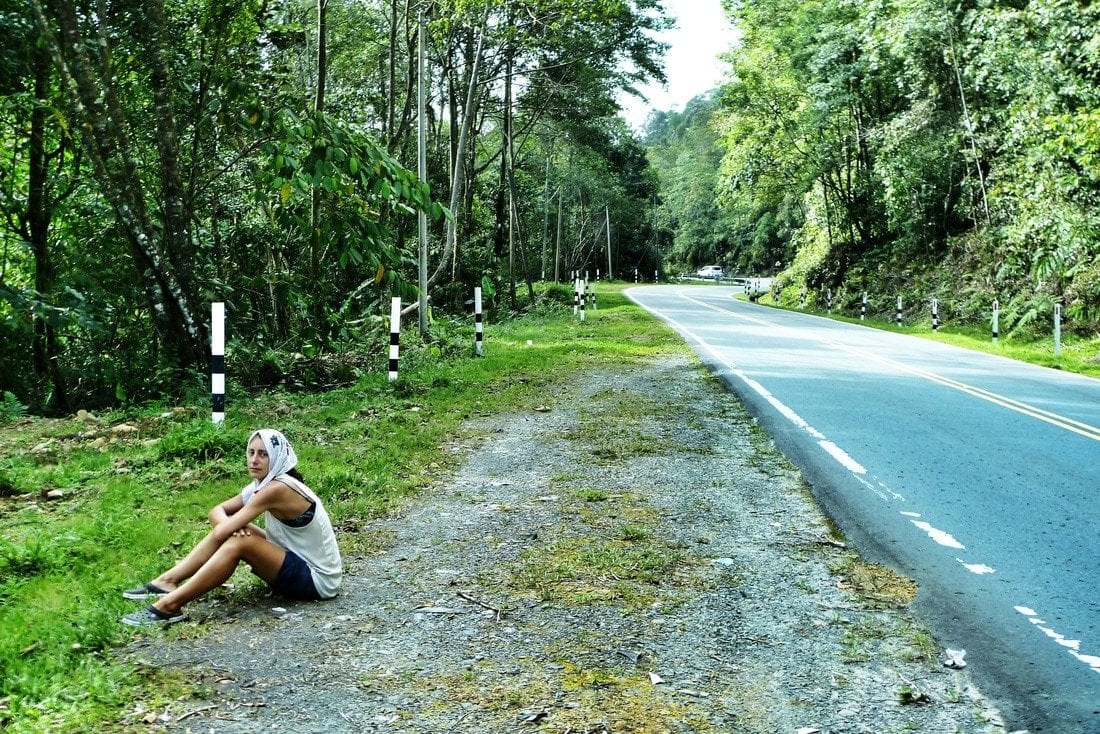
[176,704,217,723]
[457,590,502,621]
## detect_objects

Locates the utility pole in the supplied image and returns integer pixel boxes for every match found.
[417,8,428,335]
[605,206,612,280]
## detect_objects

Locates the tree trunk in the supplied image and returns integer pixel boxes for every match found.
[25,43,69,412]
[428,24,483,288]
[310,0,329,342]
[31,0,206,369]
[502,48,517,310]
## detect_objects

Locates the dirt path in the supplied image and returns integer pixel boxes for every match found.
[121,353,1007,733]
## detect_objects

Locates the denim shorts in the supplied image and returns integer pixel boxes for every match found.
[270,550,322,601]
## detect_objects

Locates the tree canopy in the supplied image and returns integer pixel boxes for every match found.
[1,0,670,412]
[650,0,1100,332]
[5,0,1098,414]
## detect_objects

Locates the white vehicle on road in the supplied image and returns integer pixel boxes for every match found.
[696,265,725,280]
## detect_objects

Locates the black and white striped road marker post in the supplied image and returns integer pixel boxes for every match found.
[861,292,868,321]
[388,296,400,382]
[932,298,940,331]
[587,279,597,310]
[1054,303,1062,356]
[573,273,579,315]
[827,288,832,314]
[896,295,903,327]
[579,278,587,322]
[992,300,1000,345]
[211,302,225,425]
[474,287,484,356]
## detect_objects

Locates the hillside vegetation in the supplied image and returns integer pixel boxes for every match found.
[647,0,1100,345]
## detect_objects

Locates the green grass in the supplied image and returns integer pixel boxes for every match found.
[0,284,685,732]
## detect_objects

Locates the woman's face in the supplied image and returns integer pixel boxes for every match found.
[247,436,270,480]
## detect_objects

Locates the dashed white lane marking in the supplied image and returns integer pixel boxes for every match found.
[1015,606,1100,674]
[627,287,1096,669]
[910,520,966,549]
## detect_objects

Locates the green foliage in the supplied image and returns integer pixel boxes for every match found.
[0,0,671,414]
[0,391,27,422]
[697,0,1100,332]
[157,421,244,463]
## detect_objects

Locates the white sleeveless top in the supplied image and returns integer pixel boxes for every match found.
[241,475,343,599]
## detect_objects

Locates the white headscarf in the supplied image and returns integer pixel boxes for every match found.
[244,428,298,495]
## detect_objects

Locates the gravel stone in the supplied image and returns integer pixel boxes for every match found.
[122,353,1007,733]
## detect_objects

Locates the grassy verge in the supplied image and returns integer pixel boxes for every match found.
[0,285,684,733]
[750,296,1100,379]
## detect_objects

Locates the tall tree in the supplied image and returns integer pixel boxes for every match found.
[30,0,207,367]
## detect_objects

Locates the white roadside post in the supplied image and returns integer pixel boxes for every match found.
[896,295,903,327]
[827,288,832,314]
[861,292,867,321]
[992,300,1000,345]
[474,287,484,357]
[932,298,940,331]
[1054,303,1062,357]
[579,278,587,322]
[388,297,401,382]
[211,302,225,425]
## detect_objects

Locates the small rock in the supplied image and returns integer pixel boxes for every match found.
[76,409,101,424]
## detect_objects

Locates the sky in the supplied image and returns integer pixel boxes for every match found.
[618,0,739,130]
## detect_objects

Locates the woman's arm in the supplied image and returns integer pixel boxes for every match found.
[211,495,269,543]
[208,494,245,526]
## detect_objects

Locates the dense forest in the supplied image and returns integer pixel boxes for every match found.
[2,0,1098,415]
[651,0,1100,338]
[1,0,669,414]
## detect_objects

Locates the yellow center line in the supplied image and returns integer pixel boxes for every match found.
[673,288,1100,443]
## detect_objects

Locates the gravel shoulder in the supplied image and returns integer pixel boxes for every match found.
[121,353,1008,733]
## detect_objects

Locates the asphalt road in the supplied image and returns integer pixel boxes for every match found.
[627,284,1100,733]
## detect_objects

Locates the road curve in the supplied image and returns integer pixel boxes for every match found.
[627,284,1100,733]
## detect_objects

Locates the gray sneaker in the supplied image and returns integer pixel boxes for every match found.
[121,605,186,627]
[122,582,169,600]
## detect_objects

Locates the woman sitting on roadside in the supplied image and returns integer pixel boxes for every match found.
[121,429,342,626]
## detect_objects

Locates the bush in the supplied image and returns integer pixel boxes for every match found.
[0,391,27,423]
[158,420,244,462]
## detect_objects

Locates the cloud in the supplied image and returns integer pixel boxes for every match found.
[619,0,738,129]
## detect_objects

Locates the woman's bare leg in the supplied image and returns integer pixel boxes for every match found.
[150,526,268,591]
[152,533,286,615]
